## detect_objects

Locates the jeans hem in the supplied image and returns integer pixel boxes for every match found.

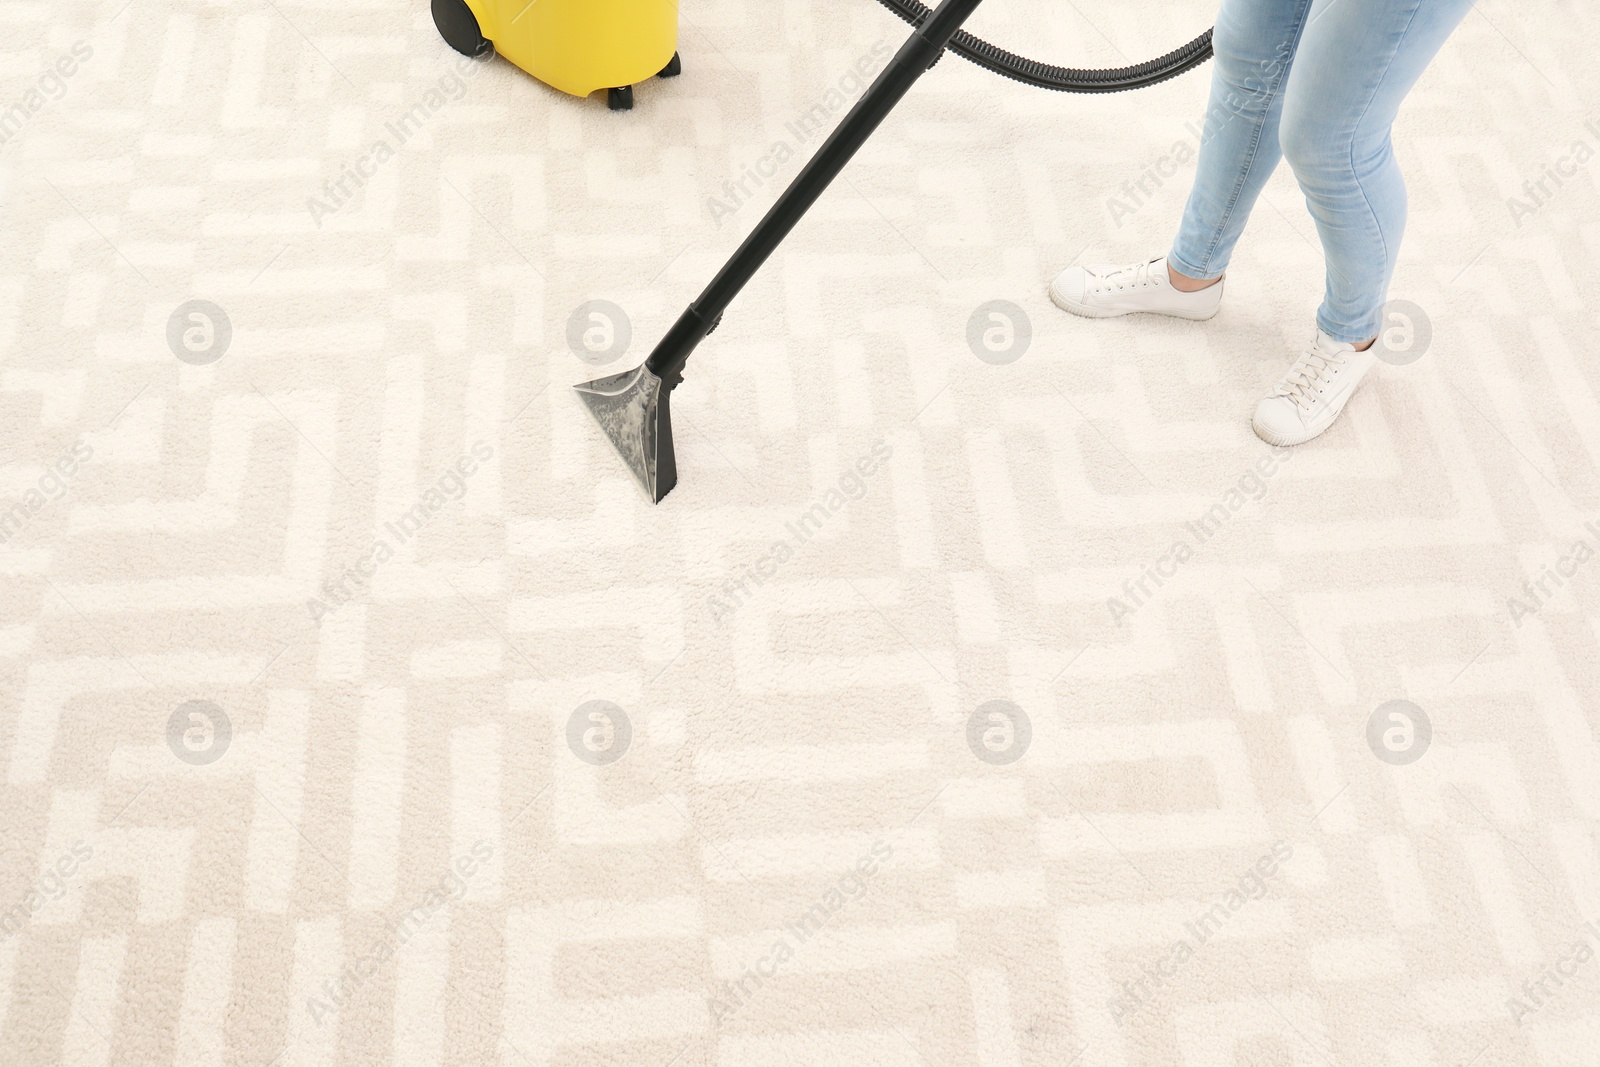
[1164,251,1226,283]
[1316,315,1379,345]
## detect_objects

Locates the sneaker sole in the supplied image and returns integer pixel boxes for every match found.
[1252,409,1342,447]
[1048,281,1222,321]
[1250,418,1317,447]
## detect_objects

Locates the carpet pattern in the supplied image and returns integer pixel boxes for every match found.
[3,0,1599,1063]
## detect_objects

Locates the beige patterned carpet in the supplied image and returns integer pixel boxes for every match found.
[3,0,1600,1063]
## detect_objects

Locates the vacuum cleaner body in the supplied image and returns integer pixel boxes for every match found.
[434,0,680,109]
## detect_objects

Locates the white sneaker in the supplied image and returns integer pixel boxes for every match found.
[1252,330,1375,446]
[1049,256,1223,320]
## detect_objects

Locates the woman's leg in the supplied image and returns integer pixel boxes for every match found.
[1277,0,1475,343]
[1250,0,1473,446]
[1167,0,1315,283]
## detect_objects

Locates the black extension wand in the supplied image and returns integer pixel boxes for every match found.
[574,0,987,503]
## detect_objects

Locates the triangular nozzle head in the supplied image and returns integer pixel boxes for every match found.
[573,362,678,504]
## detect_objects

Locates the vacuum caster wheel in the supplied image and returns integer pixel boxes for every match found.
[658,52,682,78]
[607,86,634,111]
[432,0,490,57]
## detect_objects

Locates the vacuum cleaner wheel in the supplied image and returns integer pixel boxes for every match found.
[607,86,635,111]
[658,52,682,78]
[431,0,490,57]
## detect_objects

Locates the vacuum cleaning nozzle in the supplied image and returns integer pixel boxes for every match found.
[572,361,678,503]
[575,0,987,501]
[572,305,717,504]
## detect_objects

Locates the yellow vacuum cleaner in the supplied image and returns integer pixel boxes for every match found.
[432,0,680,110]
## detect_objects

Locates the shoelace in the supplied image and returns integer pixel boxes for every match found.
[1090,258,1160,293]
[1275,347,1350,411]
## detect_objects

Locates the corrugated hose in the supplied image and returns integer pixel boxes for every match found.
[871,0,1214,93]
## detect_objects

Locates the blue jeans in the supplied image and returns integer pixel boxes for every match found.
[1168,0,1474,343]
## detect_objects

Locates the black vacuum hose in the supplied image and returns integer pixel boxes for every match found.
[871,0,1213,93]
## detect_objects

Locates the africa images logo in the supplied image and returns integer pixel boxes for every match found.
[705,41,893,226]
[1505,116,1600,228]
[708,841,892,1026]
[305,55,485,228]
[307,442,494,621]
[1108,841,1294,1025]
